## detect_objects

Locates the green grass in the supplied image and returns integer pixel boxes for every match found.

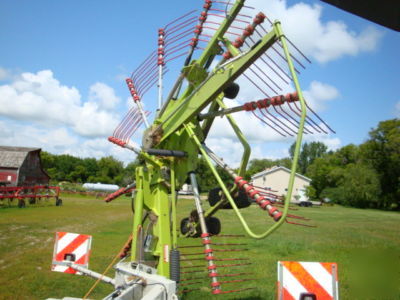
[0,195,399,299]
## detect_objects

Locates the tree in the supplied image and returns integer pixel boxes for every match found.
[289,141,328,174]
[360,119,400,209]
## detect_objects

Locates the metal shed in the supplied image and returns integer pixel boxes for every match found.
[0,146,50,186]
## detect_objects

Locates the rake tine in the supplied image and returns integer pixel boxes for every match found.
[130,50,157,79]
[243,73,271,97]
[209,8,253,19]
[218,272,255,278]
[164,9,197,30]
[305,102,336,134]
[180,288,202,294]
[140,69,169,97]
[113,107,137,137]
[287,214,311,220]
[286,102,322,133]
[286,220,317,228]
[258,25,305,70]
[164,16,198,38]
[179,281,204,287]
[247,67,280,95]
[293,101,329,134]
[165,43,192,58]
[220,278,255,284]
[180,277,205,281]
[126,111,150,141]
[164,39,192,56]
[251,63,283,91]
[276,105,313,134]
[213,234,246,238]
[133,62,158,90]
[165,52,189,63]
[120,114,143,142]
[164,27,195,46]
[217,287,257,294]
[212,1,256,9]
[259,108,295,136]
[131,55,157,84]
[116,109,140,139]
[180,265,205,269]
[271,105,305,134]
[136,70,159,95]
[252,110,286,137]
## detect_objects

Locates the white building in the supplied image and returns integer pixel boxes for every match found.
[251,166,311,202]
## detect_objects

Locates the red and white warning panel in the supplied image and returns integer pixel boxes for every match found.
[51,232,92,274]
[277,261,339,300]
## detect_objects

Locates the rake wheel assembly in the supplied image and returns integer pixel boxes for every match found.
[51,0,335,299]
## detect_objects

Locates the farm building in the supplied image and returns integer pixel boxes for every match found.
[0,146,50,186]
[251,165,311,202]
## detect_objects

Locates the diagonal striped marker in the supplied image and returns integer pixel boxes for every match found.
[51,232,92,274]
[277,261,339,300]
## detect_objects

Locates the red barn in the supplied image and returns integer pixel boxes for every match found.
[0,146,50,186]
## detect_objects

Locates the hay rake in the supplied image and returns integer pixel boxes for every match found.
[51,0,334,299]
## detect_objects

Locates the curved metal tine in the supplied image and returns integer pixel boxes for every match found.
[246,40,290,84]
[121,110,144,142]
[163,9,197,31]
[247,66,280,95]
[127,111,151,141]
[164,39,192,56]
[259,108,294,137]
[286,219,316,228]
[164,27,194,46]
[251,110,286,137]
[212,1,255,9]
[284,36,312,64]
[260,106,297,136]
[131,56,157,86]
[140,69,169,97]
[251,63,282,91]
[115,108,139,138]
[164,16,197,38]
[209,8,252,19]
[275,104,313,134]
[293,101,329,134]
[272,105,309,134]
[130,50,157,79]
[286,101,321,133]
[136,69,159,96]
[119,110,141,141]
[113,107,136,137]
[247,38,294,82]
[165,43,192,58]
[258,25,305,70]
[133,62,158,89]
[305,102,336,134]
[243,73,271,97]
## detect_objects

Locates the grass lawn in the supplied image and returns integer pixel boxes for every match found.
[0,194,399,299]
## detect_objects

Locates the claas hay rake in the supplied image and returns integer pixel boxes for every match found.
[51,0,334,299]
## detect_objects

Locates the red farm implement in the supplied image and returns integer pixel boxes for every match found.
[0,185,61,208]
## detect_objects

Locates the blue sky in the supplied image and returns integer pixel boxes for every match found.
[0,0,399,166]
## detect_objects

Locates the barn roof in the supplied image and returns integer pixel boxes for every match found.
[251,165,311,182]
[0,146,41,169]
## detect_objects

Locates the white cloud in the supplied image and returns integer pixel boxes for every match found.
[89,82,120,110]
[303,80,339,111]
[248,0,383,63]
[395,101,400,118]
[0,67,10,81]
[0,69,119,137]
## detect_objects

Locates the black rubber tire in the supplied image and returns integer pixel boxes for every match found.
[180,217,191,235]
[208,187,251,209]
[18,199,26,208]
[223,82,240,99]
[56,198,63,206]
[206,217,221,235]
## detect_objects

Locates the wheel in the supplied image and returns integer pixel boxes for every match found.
[208,187,251,209]
[18,199,26,208]
[56,198,63,206]
[206,217,221,235]
[223,82,240,99]
[180,217,191,235]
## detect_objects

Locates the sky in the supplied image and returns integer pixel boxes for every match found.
[0,0,399,167]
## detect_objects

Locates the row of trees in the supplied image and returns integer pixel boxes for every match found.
[306,119,399,210]
[41,119,399,210]
[41,152,139,186]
